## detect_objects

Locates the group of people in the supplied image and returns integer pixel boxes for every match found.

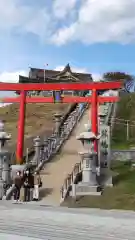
[13,168,42,202]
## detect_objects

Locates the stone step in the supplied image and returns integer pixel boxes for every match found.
[39,108,90,205]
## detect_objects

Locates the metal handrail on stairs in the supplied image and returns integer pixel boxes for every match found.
[60,102,116,203]
[5,103,88,200]
[60,159,83,202]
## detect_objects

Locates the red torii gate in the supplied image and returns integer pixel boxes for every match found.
[0,81,122,164]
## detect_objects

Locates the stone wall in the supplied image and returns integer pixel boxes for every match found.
[111,150,135,161]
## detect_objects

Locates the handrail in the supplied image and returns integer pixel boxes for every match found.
[10,103,77,164]
[60,102,115,203]
[6,103,88,200]
[60,160,83,203]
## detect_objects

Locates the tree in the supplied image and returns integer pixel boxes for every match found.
[102,72,133,82]
[97,72,134,95]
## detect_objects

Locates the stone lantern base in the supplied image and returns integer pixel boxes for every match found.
[72,182,102,197]
[100,167,113,187]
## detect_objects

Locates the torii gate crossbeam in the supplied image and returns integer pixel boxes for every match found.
[0,81,122,164]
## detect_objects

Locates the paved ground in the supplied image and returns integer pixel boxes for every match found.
[39,108,90,206]
[0,201,135,239]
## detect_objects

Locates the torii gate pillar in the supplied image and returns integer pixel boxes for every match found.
[0,81,122,164]
[91,89,98,152]
[16,91,26,164]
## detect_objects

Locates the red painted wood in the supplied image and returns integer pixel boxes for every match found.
[91,90,98,152]
[0,81,122,91]
[16,91,26,164]
[0,96,119,103]
[0,80,122,164]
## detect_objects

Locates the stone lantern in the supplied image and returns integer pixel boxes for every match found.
[75,131,102,196]
[0,121,11,199]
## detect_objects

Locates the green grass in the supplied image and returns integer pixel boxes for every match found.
[111,141,135,150]
[112,93,135,149]
[63,161,135,210]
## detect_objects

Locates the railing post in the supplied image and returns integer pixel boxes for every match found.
[0,149,4,199]
[54,113,62,137]
[43,138,49,159]
[33,136,41,166]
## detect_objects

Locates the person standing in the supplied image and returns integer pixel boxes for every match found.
[23,169,33,202]
[33,171,42,201]
[13,171,22,202]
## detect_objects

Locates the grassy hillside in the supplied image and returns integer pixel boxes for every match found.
[112,93,135,149]
[63,161,135,210]
[0,102,72,153]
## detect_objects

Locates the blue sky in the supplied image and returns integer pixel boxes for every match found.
[0,0,135,86]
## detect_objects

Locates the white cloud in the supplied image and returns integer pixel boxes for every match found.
[0,0,52,39]
[0,70,28,107]
[51,0,135,45]
[53,0,77,19]
[0,0,135,45]
[0,70,27,83]
[92,73,102,82]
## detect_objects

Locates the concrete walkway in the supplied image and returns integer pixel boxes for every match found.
[0,202,135,239]
[39,108,90,206]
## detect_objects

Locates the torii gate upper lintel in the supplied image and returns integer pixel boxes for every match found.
[0,81,122,164]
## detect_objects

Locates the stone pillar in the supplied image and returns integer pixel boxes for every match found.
[43,139,49,159]
[3,154,11,187]
[98,113,107,169]
[0,121,11,199]
[0,151,4,199]
[80,151,97,186]
[99,125,113,187]
[49,137,55,151]
[54,113,62,137]
[44,139,48,150]
[107,126,111,168]
[98,112,106,126]
[33,136,41,166]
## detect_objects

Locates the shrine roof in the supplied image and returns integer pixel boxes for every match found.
[19,64,93,83]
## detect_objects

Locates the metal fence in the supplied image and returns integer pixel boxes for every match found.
[111,117,135,145]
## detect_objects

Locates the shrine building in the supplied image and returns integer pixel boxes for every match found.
[18,64,93,96]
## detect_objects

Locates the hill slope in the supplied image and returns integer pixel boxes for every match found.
[0,103,73,153]
[112,93,135,149]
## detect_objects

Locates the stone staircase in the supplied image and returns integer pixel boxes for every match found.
[6,101,114,204]
[39,108,90,206]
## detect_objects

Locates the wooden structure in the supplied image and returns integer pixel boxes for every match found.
[18,64,93,96]
[0,81,122,164]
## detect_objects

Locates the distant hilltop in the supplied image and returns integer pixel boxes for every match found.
[0,103,12,108]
